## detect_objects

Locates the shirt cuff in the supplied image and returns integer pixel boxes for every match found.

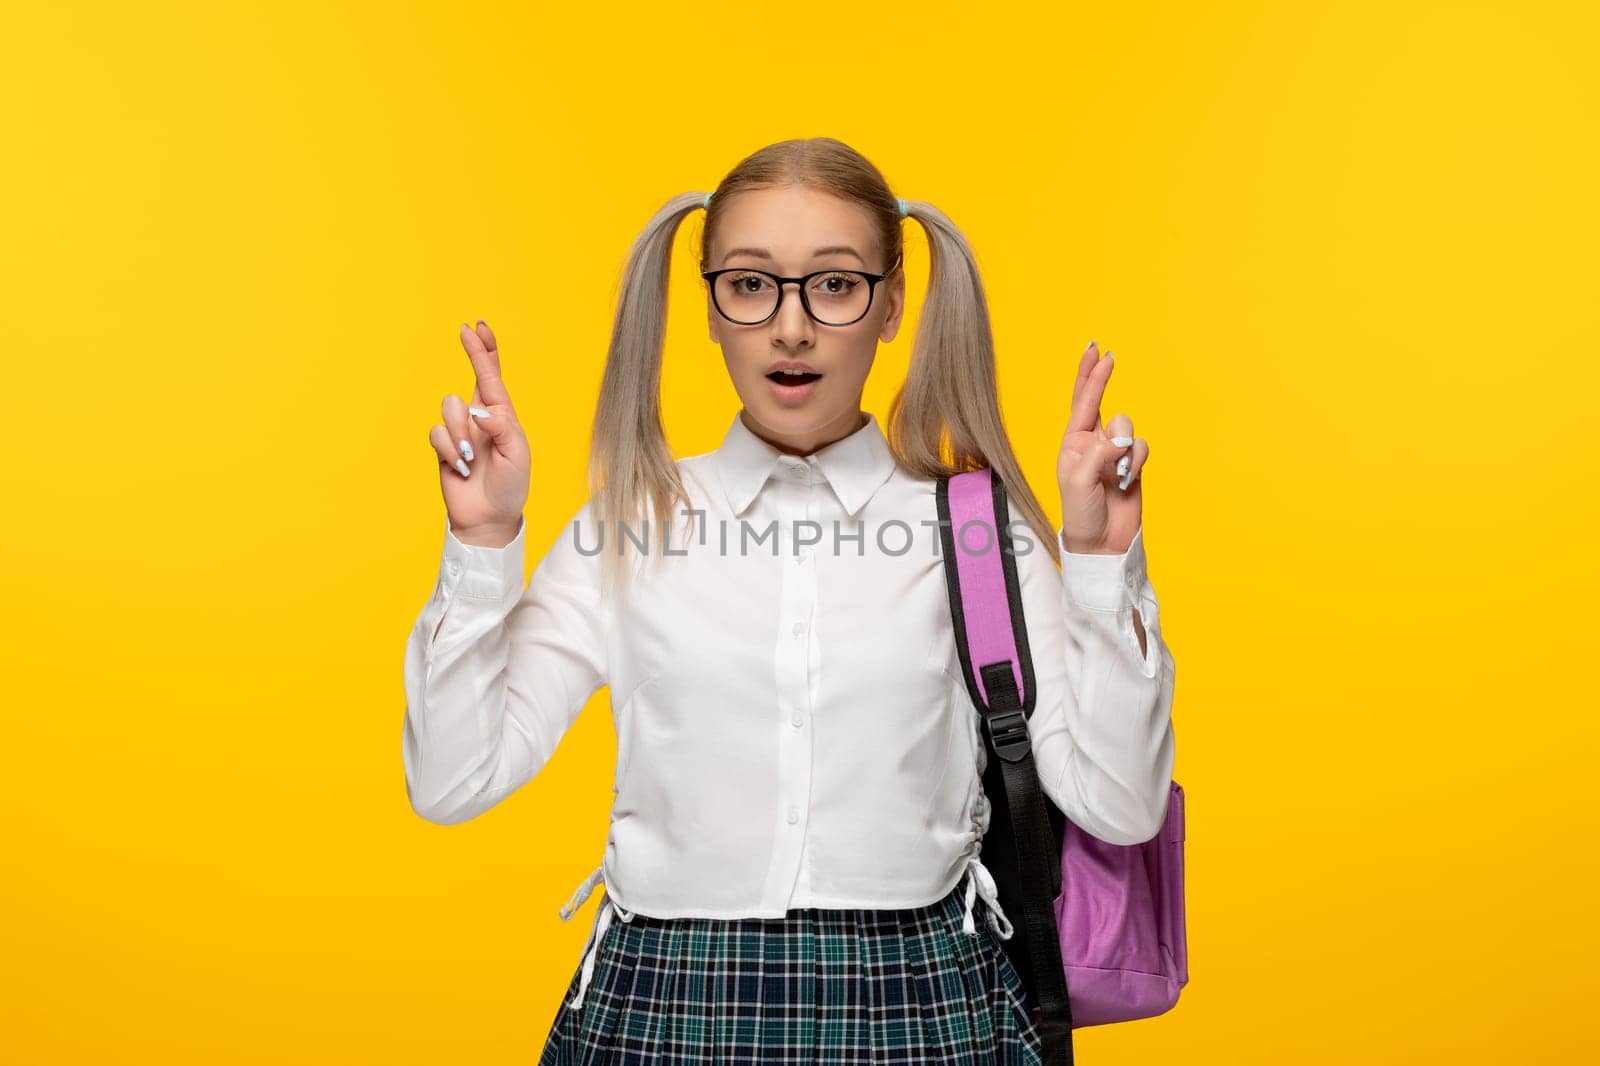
[1057,522,1148,612]
[442,513,528,601]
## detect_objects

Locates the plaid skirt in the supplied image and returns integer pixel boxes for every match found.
[536,869,1042,1064]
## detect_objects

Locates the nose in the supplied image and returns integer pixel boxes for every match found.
[768,280,815,348]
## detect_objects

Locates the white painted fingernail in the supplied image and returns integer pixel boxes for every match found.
[1117,455,1130,478]
[458,439,474,461]
[469,406,491,418]
[1112,436,1133,447]
[454,458,470,478]
[1118,468,1133,491]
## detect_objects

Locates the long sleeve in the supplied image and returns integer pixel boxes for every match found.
[1014,519,1177,846]
[401,499,611,825]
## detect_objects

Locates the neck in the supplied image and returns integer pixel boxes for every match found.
[741,408,868,457]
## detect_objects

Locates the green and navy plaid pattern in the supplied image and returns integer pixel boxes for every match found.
[537,880,1042,1063]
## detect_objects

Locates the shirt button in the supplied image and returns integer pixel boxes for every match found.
[447,560,462,577]
[792,621,806,637]
[1125,571,1139,589]
[791,713,803,728]
[786,807,799,824]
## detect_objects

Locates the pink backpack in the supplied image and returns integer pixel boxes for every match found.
[936,468,1189,1064]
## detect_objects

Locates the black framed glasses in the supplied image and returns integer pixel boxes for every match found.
[701,254,901,327]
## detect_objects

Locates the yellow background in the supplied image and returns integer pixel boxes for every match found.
[3,0,1595,1061]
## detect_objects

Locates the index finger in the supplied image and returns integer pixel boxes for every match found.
[460,322,514,410]
[1066,341,1112,434]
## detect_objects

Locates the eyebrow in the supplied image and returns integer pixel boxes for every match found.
[721,245,867,267]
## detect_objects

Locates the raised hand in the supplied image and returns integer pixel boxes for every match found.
[1056,340,1149,555]
[427,321,531,547]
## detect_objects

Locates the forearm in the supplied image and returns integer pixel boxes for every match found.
[1058,526,1147,656]
[450,515,524,548]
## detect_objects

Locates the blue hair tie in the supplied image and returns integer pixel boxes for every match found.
[897,197,908,218]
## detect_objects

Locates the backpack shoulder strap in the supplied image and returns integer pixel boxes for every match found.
[935,467,1037,727]
[936,467,1078,1061]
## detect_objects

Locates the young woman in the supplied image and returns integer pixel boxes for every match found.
[403,137,1176,1063]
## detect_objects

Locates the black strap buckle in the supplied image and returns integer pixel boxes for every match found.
[984,707,1031,760]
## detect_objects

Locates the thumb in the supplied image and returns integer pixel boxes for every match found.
[1064,436,1125,495]
[467,401,519,449]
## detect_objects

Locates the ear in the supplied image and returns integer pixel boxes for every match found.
[877,270,906,344]
[708,295,721,345]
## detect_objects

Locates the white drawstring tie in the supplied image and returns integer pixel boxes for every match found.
[960,854,1014,940]
[557,861,635,1009]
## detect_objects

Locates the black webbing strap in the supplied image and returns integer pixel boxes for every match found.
[978,660,1076,1063]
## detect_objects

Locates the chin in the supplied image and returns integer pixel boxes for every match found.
[748,400,832,429]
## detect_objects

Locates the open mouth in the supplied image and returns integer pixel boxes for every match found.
[766,370,823,385]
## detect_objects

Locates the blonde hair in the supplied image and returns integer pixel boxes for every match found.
[588,136,1062,599]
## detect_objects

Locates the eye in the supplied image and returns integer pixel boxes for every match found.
[810,272,861,295]
[725,271,773,294]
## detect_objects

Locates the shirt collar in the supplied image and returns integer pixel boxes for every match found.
[714,410,897,519]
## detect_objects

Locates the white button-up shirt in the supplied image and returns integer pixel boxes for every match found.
[402,411,1175,1006]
